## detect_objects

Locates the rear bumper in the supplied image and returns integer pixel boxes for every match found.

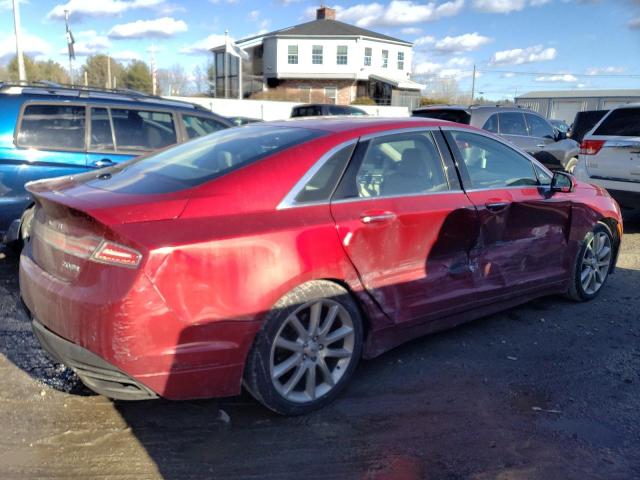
[28,313,158,400]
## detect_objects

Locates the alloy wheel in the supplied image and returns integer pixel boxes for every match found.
[580,231,612,295]
[269,299,355,403]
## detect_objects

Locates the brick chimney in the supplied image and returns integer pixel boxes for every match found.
[316,6,336,20]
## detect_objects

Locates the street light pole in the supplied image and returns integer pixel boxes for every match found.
[12,0,26,83]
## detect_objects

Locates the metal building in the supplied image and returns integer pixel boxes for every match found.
[515,89,640,123]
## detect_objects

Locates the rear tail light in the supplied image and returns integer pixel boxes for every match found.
[91,241,142,268]
[579,140,605,155]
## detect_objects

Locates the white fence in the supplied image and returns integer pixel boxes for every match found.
[166,96,410,121]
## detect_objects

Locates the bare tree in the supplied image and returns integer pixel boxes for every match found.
[158,63,189,96]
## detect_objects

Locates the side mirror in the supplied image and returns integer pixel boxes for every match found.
[551,171,576,193]
[554,129,567,141]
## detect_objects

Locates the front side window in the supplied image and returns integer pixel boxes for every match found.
[18,104,86,150]
[337,45,348,65]
[182,115,227,139]
[449,130,538,189]
[525,113,554,139]
[90,107,114,150]
[111,108,177,151]
[593,108,640,136]
[382,50,389,68]
[364,47,372,66]
[336,131,449,199]
[87,126,325,194]
[397,51,404,70]
[324,87,337,105]
[312,45,323,64]
[288,45,298,65]
[498,112,528,136]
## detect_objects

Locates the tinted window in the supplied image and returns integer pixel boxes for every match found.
[483,114,498,133]
[593,108,640,136]
[526,114,555,138]
[450,131,537,188]
[293,106,322,117]
[337,132,449,199]
[183,115,227,139]
[498,112,528,136]
[294,144,355,203]
[412,109,471,124]
[90,107,113,150]
[18,104,86,150]
[87,126,324,194]
[111,108,176,151]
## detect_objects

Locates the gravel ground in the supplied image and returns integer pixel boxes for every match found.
[0,221,638,480]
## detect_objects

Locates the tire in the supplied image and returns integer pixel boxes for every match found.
[565,157,578,173]
[243,280,363,415]
[8,206,34,255]
[566,223,614,301]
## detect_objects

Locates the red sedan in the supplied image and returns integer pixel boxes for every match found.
[20,118,622,415]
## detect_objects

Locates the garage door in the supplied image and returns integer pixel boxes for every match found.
[550,100,585,124]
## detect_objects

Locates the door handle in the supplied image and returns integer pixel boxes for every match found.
[536,144,546,148]
[93,158,115,168]
[485,201,510,212]
[360,211,396,224]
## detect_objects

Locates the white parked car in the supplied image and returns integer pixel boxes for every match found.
[574,104,640,213]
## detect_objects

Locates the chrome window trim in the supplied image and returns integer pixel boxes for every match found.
[359,126,440,141]
[277,139,358,210]
[330,188,464,205]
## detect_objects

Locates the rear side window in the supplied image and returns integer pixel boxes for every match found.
[498,112,528,136]
[18,104,86,150]
[593,108,640,136]
[483,114,498,133]
[293,106,322,117]
[90,107,114,150]
[87,125,325,194]
[182,114,227,139]
[111,108,177,151]
[526,113,554,138]
[294,143,355,203]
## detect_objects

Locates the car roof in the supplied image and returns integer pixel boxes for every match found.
[413,104,538,115]
[263,116,457,134]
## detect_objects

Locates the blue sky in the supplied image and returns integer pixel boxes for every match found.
[1,0,638,99]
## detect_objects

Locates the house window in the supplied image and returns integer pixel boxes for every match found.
[337,45,348,65]
[298,85,311,102]
[324,86,337,104]
[312,45,323,64]
[382,50,388,68]
[397,51,404,70]
[288,45,298,64]
[364,47,372,66]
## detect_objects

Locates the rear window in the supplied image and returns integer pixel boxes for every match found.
[86,125,325,194]
[412,109,470,124]
[593,108,640,136]
[18,104,86,150]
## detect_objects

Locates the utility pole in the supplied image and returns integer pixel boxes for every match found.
[470,64,476,104]
[107,54,112,89]
[12,0,26,83]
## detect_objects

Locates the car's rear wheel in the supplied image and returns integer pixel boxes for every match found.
[243,281,363,415]
[567,223,614,301]
[565,157,578,173]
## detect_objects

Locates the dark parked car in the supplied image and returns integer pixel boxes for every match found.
[291,103,367,118]
[20,117,622,415]
[568,109,609,144]
[0,82,233,244]
[412,105,580,172]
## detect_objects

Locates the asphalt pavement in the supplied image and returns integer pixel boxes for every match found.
[0,221,638,480]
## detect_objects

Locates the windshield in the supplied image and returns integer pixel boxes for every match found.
[86,125,325,194]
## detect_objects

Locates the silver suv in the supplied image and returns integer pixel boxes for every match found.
[412,105,580,171]
[574,103,640,213]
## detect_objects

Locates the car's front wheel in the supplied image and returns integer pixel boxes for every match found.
[244,281,363,415]
[567,223,614,301]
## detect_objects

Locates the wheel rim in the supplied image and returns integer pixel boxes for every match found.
[580,231,612,295]
[269,299,355,404]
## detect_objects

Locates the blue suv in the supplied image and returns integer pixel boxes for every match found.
[0,82,233,244]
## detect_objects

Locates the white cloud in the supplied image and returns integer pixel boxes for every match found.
[60,30,111,56]
[0,0,26,10]
[413,56,475,80]
[248,9,260,21]
[401,27,422,35]
[433,32,492,53]
[0,31,52,62]
[111,50,142,61]
[490,44,557,65]
[48,0,165,20]
[180,34,228,55]
[535,74,578,82]
[334,0,464,28]
[414,35,436,46]
[586,66,626,75]
[108,17,188,39]
[473,0,551,13]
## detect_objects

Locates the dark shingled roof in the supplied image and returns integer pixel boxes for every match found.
[237,19,412,46]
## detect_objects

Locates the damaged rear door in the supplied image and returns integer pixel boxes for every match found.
[442,128,571,299]
[330,128,480,326]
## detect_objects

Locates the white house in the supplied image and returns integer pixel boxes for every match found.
[211,7,423,107]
